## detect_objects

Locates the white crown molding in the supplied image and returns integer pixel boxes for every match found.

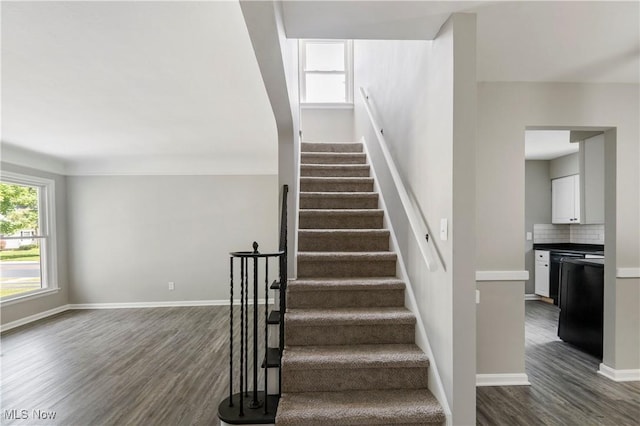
[64,156,277,176]
[476,373,531,387]
[617,268,640,279]
[1,143,67,175]
[598,363,640,382]
[476,270,529,281]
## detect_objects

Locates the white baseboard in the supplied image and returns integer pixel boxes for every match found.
[1,304,71,333]
[598,363,640,382]
[1,299,270,332]
[476,373,531,387]
[525,294,542,301]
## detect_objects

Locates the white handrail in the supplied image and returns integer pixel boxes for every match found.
[359,87,445,272]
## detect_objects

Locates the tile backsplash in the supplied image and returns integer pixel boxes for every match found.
[533,223,604,245]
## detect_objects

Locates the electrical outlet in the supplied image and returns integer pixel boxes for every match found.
[168,281,175,291]
[526,232,533,241]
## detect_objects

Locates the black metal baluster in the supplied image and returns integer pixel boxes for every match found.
[239,257,244,416]
[244,256,249,397]
[229,257,234,407]
[264,258,269,414]
[251,242,260,408]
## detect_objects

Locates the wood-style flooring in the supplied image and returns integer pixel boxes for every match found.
[1,306,265,425]
[477,301,640,425]
[3,303,639,425]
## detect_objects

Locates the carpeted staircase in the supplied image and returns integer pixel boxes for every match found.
[275,141,445,425]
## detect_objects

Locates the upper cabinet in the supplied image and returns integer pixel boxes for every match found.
[552,174,580,224]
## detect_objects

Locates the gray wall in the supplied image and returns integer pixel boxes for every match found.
[300,108,355,142]
[477,82,639,375]
[354,14,477,424]
[67,175,278,303]
[0,162,69,325]
[549,152,579,179]
[525,160,551,294]
[581,134,605,224]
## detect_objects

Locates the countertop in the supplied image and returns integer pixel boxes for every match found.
[533,243,604,256]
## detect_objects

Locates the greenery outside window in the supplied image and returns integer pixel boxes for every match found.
[0,172,57,302]
[299,39,353,106]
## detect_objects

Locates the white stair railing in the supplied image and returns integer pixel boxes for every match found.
[359,87,445,272]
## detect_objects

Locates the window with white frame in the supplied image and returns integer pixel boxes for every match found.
[300,40,353,104]
[0,172,57,302]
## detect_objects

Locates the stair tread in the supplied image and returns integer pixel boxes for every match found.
[301,164,370,168]
[298,251,397,260]
[286,307,415,326]
[282,344,428,370]
[300,192,378,197]
[267,310,280,324]
[276,388,445,425]
[261,347,282,368]
[288,277,404,292]
[300,177,374,182]
[299,229,389,234]
[299,209,383,215]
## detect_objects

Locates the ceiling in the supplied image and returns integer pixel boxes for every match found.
[524,130,579,160]
[283,0,639,83]
[1,1,277,175]
[1,1,638,174]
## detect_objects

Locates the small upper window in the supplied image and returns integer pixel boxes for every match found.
[300,40,353,105]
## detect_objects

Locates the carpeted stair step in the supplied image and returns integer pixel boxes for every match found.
[302,142,363,153]
[301,164,370,177]
[299,209,384,229]
[281,344,429,393]
[288,277,405,309]
[298,229,390,252]
[301,152,366,165]
[275,388,445,425]
[297,252,397,278]
[300,177,374,192]
[300,192,379,209]
[285,307,415,346]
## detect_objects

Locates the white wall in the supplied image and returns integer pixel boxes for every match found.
[66,175,278,303]
[0,162,70,325]
[477,82,639,374]
[300,108,355,142]
[525,160,551,294]
[354,13,477,425]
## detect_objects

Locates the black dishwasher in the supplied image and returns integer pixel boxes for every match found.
[557,258,604,358]
[550,252,584,305]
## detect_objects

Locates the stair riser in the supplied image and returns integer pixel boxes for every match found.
[300,196,379,210]
[299,215,383,229]
[300,181,374,192]
[297,259,396,278]
[287,289,405,309]
[301,167,370,177]
[302,142,363,153]
[301,153,366,165]
[281,367,428,393]
[286,324,415,346]
[298,233,389,252]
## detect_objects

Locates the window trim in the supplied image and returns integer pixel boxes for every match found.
[299,39,354,105]
[1,171,58,304]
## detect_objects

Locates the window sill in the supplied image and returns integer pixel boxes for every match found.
[301,103,354,110]
[1,288,60,307]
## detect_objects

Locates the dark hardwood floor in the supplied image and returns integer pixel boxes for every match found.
[1,306,265,426]
[477,301,640,425]
[3,303,639,425]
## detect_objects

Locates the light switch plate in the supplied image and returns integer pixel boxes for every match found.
[440,218,448,241]
[526,232,533,241]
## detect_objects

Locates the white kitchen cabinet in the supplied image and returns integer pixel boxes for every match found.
[552,174,580,224]
[535,250,550,297]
